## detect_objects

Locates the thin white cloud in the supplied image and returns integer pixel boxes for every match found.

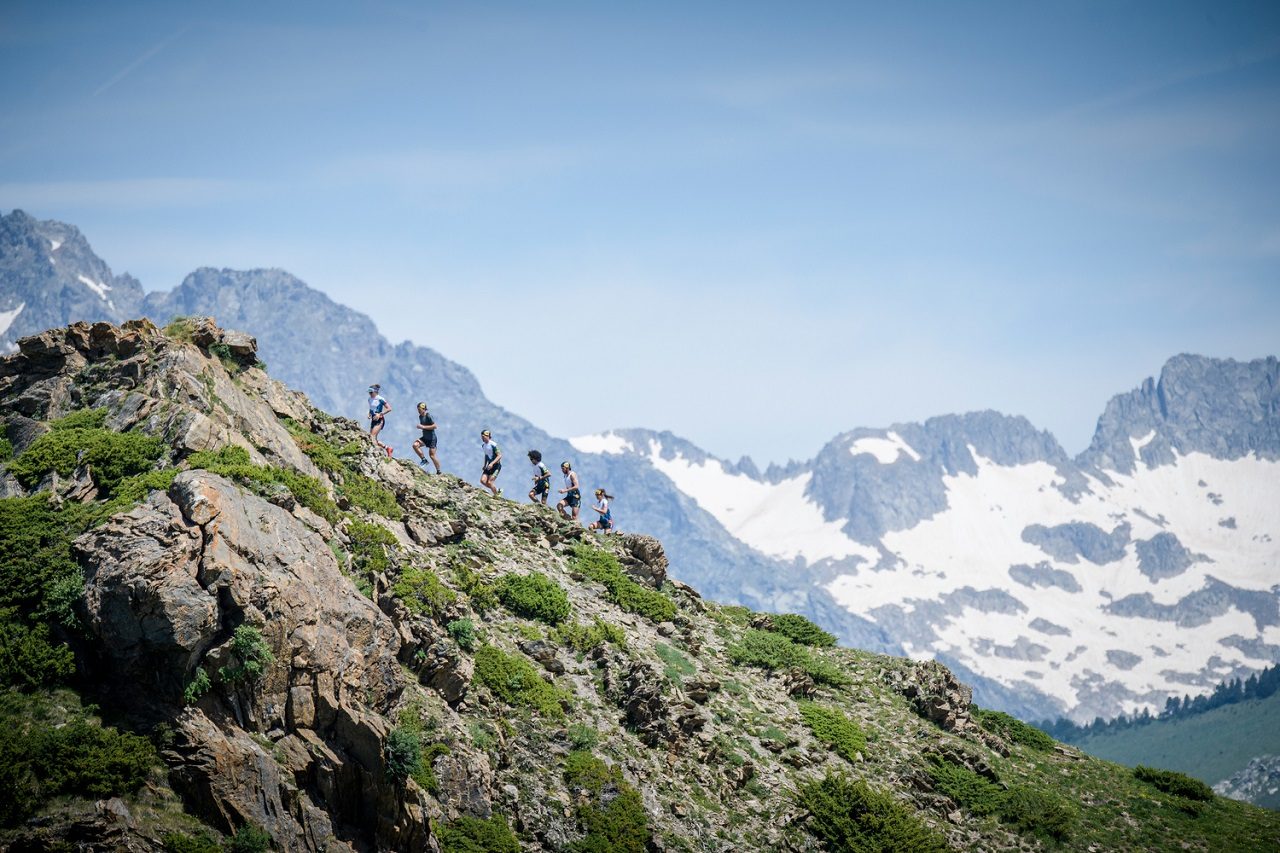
[693,64,891,108]
[93,24,192,97]
[318,146,582,193]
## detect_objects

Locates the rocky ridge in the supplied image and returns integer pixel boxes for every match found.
[2,318,1279,851]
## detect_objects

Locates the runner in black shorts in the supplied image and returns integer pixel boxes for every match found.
[557,460,581,520]
[412,402,441,473]
[480,430,502,497]
[528,450,551,505]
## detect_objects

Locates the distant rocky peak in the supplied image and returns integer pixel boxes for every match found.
[1081,354,1280,474]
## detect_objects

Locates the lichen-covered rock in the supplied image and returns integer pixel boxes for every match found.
[887,659,974,733]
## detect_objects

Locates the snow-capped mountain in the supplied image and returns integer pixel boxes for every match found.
[4,209,1275,723]
[578,360,1280,722]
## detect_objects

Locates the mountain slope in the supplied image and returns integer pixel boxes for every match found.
[4,209,1277,724]
[3,317,1279,851]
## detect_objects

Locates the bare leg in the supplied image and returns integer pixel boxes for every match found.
[428,447,441,473]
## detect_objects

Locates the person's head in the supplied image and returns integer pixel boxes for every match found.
[481,430,492,442]
[595,488,614,501]
[368,384,379,395]
[561,460,572,472]
[528,450,542,463]
[417,401,428,413]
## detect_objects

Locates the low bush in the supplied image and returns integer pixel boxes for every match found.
[567,723,599,751]
[1133,765,1215,801]
[281,417,362,474]
[161,830,222,853]
[436,814,521,853]
[973,708,1056,752]
[339,473,400,518]
[795,773,948,853]
[729,629,850,687]
[385,726,423,783]
[394,564,456,619]
[452,562,499,613]
[218,625,274,686]
[998,785,1076,841]
[474,644,567,719]
[226,824,272,853]
[926,759,1003,817]
[347,519,398,579]
[550,618,626,653]
[770,613,837,647]
[187,445,339,523]
[448,618,477,651]
[0,435,14,462]
[0,691,156,827]
[496,572,571,625]
[0,609,76,688]
[183,668,212,704]
[563,750,651,853]
[570,544,675,623]
[8,412,166,494]
[798,702,865,764]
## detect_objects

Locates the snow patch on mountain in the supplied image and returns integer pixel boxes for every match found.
[570,432,634,455]
[825,447,1280,718]
[848,431,922,463]
[644,439,879,564]
[0,302,23,336]
[49,238,62,251]
[76,273,112,301]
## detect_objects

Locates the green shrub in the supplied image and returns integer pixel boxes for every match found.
[164,317,196,342]
[0,608,76,688]
[563,750,651,853]
[770,613,836,647]
[385,726,423,783]
[187,445,339,523]
[795,773,948,853]
[551,618,626,653]
[0,435,14,463]
[0,692,156,826]
[568,723,599,750]
[437,814,520,853]
[973,708,1056,752]
[474,644,567,719]
[339,473,400,518]
[655,642,695,683]
[1133,765,1214,801]
[496,572,571,625]
[570,544,675,623]
[998,785,1076,841]
[8,416,166,494]
[183,668,212,704]
[798,702,865,763]
[448,618,476,651]
[452,562,498,613]
[926,759,1004,817]
[394,564,456,619]
[218,625,274,685]
[226,824,272,853]
[49,408,108,431]
[347,519,398,578]
[281,419,362,474]
[728,629,850,687]
[161,830,222,853]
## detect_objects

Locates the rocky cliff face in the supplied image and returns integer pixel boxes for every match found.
[5,319,1279,851]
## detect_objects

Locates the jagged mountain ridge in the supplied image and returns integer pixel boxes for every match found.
[584,359,1280,723]
[3,208,1277,723]
[3,317,1279,851]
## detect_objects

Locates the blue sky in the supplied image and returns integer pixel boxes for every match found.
[2,1,1278,464]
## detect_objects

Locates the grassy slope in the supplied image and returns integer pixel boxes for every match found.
[1073,692,1280,784]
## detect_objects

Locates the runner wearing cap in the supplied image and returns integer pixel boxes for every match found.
[480,430,502,497]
